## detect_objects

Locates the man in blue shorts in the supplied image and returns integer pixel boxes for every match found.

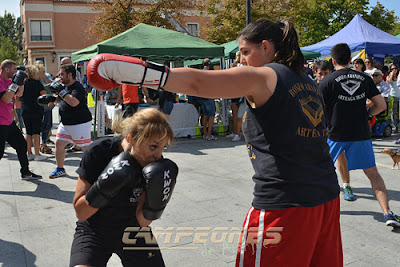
[319,43,400,227]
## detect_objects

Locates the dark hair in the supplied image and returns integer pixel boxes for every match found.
[1,59,16,70]
[382,65,389,73]
[352,58,366,72]
[202,58,211,67]
[389,63,398,71]
[331,43,351,66]
[60,64,76,79]
[365,56,374,65]
[238,18,304,74]
[316,60,333,72]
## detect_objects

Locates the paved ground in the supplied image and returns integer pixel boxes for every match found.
[1,111,400,266]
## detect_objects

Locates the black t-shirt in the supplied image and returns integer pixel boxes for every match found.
[21,79,45,118]
[76,136,146,233]
[242,63,339,210]
[319,68,380,141]
[58,81,92,125]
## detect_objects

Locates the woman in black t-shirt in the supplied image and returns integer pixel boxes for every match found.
[20,65,47,161]
[164,19,341,266]
[70,108,174,267]
[87,19,342,266]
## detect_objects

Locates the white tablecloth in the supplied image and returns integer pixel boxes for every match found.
[169,103,199,138]
[103,103,199,138]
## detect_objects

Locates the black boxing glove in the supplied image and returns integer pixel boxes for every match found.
[17,65,26,71]
[142,158,178,220]
[37,94,57,106]
[8,70,27,93]
[85,151,141,209]
[49,81,68,99]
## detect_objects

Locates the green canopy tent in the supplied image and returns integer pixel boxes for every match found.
[184,40,321,67]
[71,23,224,139]
[71,23,224,63]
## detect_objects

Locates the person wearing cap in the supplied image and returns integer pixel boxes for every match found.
[371,68,390,102]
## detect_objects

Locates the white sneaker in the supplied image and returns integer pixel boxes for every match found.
[206,135,217,141]
[232,135,241,142]
[226,133,235,138]
[27,154,35,161]
[34,155,47,161]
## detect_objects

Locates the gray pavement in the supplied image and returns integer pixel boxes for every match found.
[1,112,400,266]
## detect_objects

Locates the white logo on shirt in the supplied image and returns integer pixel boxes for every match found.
[340,80,361,96]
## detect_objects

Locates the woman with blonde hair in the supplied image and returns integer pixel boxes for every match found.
[20,64,47,161]
[70,108,176,267]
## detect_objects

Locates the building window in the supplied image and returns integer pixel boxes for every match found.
[30,20,52,41]
[187,23,199,37]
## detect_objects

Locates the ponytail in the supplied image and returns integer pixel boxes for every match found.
[239,18,305,74]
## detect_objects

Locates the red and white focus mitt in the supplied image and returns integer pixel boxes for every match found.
[87,53,169,92]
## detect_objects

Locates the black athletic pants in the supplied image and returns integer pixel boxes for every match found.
[0,121,29,174]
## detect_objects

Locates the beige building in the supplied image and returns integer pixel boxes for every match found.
[19,0,211,77]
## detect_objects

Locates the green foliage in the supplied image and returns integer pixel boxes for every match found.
[0,36,19,62]
[392,23,400,36]
[0,11,18,43]
[88,0,192,42]
[199,0,399,47]
[290,0,369,46]
[363,2,398,34]
[0,11,21,62]
[199,0,289,44]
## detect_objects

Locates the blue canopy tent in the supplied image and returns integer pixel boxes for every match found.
[302,14,400,57]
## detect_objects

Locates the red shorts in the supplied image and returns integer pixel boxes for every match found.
[236,197,342,267]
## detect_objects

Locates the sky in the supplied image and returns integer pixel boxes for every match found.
[1,0,399,19]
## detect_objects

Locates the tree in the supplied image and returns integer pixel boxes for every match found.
[289,0,369,47]
[0,11,20,62]
[392,22,400,36]
[0,11,19,43]
[363,2,398,34]
[0,36,19,62]
[198,0,290,44]
[290,0,399,46]
[87,0,194,42]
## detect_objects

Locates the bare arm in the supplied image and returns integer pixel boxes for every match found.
[369,94,387,115]
[61,94,80,107]
[115,86,122,108]
[163,66,277,108]
[1,85,24,104]
[73,177,99,221]
[1,90,17,104]
[142,87,153,104]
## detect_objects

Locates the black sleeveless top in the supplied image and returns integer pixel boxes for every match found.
[242,63,339,210]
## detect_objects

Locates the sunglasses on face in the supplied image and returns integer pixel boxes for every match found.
[372,74,380,77]
[391,68,397,71]
[365,61,371,64]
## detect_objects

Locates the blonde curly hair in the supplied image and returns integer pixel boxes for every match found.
[112,108,174,149]
[25,64,40,80]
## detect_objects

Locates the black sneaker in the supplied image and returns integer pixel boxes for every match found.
[21,171,42,180]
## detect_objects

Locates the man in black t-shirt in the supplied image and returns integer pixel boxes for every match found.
[49,64,92,178]
[319,43,400,227]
